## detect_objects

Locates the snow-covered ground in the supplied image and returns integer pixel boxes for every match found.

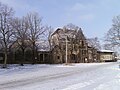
[0,62,120,90]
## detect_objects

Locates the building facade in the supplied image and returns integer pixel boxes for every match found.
[97,50,116,62]
[49,28,98,64]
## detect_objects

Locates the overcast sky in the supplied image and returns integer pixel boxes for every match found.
[0,0,120,39]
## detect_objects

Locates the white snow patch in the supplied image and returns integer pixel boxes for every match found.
[0,62,120,90]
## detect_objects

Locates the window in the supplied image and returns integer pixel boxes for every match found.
[57,56,60,59]
[71,54,76,60]
[40,54,43,61]
[63,45,66,50]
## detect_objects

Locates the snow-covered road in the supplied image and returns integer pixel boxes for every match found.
[0,62,120,90]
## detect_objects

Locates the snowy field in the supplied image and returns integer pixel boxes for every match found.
[0,62,120,90]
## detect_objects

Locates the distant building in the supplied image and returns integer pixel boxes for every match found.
[97,50,116,62]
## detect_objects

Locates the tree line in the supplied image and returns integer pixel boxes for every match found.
[0,2,53,68]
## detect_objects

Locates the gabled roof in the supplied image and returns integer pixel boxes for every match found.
[51,28,86,40]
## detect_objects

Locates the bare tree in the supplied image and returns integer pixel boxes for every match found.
[63,23,79,30]
[26,12,45,64]
[12,17,29,66]
[63,23,79,52]
[87,37,101,50]
[64,24,85,46]
[0,3,14,68]
[45,26,53,51]
[104,15,120,52]
[103,43,113,50]
[63,23,86,62]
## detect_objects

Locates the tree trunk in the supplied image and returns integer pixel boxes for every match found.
[32,49,35,64]
[3,51,7,68]
[20,48,25,66]
[32,42,36,64]
[2,46,8,68]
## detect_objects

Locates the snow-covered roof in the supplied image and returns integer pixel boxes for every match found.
[36,40,50,51]
[99,50,114,53]
[38,48,50,52]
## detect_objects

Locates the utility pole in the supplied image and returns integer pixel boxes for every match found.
[66,36,68,64]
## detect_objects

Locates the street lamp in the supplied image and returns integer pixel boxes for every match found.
[65,36,68,64]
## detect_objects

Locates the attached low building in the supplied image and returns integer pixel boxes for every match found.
[97,50,116,62]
